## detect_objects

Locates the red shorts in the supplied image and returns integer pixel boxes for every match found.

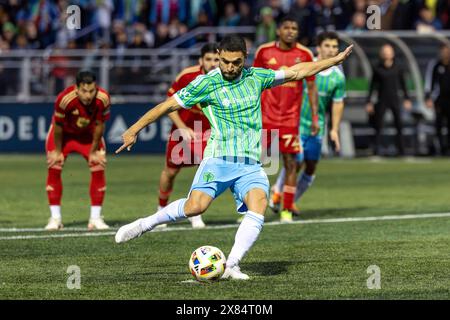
[165,130,209,169]
[46,124,106,160]
[263,126,301,154]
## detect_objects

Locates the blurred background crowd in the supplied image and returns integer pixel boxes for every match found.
[0,0,449,52]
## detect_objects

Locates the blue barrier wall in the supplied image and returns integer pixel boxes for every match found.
[0,103,172,153]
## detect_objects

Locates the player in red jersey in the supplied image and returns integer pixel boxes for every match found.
[45,70,111,231]
[157,43,219,229]
[254,15,319,222]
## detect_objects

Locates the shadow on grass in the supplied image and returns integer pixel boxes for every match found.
[243,260,295,276]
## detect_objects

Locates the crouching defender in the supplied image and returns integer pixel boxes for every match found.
[115,35,353,280]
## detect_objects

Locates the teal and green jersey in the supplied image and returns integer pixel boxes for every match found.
[174,67,277,161]
[300,65,346,136]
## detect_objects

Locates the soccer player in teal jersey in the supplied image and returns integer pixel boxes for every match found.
[274,32,346,212]
[115,35,353,280]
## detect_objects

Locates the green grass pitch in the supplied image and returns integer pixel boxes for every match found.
[0,155,449,299]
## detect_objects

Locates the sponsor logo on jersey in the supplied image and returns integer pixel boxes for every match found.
[76,117,90,128]
[268,57,277,65]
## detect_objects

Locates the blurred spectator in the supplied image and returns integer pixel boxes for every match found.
[0,40,18,95]
[12,33,29,51]
[2,21,16,45]
[154,22,170,47]
[167,18,189,42]
[415,6,443,33]
[380,0,418,30]
[238,1,255,26]
[48,46,71,94]
[219,2,240,26]
[346,11,367,32]
[266,0,287,21]
[425,45,450,155]
[289,0,316,46]
[351,0,367,13]
[314,0,349,34]
[366,44,412,156]
[25,21,41,49]
[435,0,449,28]
[191,9,214,44]
[129,31,148,49]
[35,0,61,48]
[149,0,187,26]
[133,22,155,47]
[114,30,129,58]
[187,0,217,27]
[256,7,277,45]
[129,31,148,78]
[96,0,114,42]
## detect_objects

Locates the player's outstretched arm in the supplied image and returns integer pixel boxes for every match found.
[284,45,353,82]
[115,96,182,154]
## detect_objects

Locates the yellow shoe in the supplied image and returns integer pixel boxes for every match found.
[280,210,293,223]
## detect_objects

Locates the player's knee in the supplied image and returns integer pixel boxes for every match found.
[245,190,268,213]
[165,167,180,179]
[48,164,64,170]
[90,165,105,172]
[284,157,297,172]
[259,197,268,210]
[184,198,209,216]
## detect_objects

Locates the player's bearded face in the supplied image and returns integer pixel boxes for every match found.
[219,51,245,81]
[77,83,97,106]
[200,53,220,73]
[318,39,339,60]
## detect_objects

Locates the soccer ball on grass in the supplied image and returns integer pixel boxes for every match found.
[189,245,226,281]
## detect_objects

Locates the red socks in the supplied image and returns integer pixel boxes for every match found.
[159,189,172,207]
[90,170,106,206]
[46,168,62,205]
[283,185,296,211]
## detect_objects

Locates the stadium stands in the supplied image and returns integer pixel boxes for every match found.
[1,0,449,156]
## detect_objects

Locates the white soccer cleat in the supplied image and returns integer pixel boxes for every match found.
[44,217,63,231]
[87,217,110,230]
[189,216,206,229]
[221,265,250,280]
[115,219,146,243]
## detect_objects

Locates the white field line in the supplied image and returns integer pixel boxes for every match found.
[0,212,450,241]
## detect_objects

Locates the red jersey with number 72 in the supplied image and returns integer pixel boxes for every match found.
[253,41,315,128]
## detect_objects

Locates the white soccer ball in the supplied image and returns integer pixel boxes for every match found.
[189,245,227,281]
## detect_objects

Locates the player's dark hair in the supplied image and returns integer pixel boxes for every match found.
[201,43,219,57]
[316,31,340,46]
[76,70,96,86]
[278,14,298,27]
[218,35,247,57]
